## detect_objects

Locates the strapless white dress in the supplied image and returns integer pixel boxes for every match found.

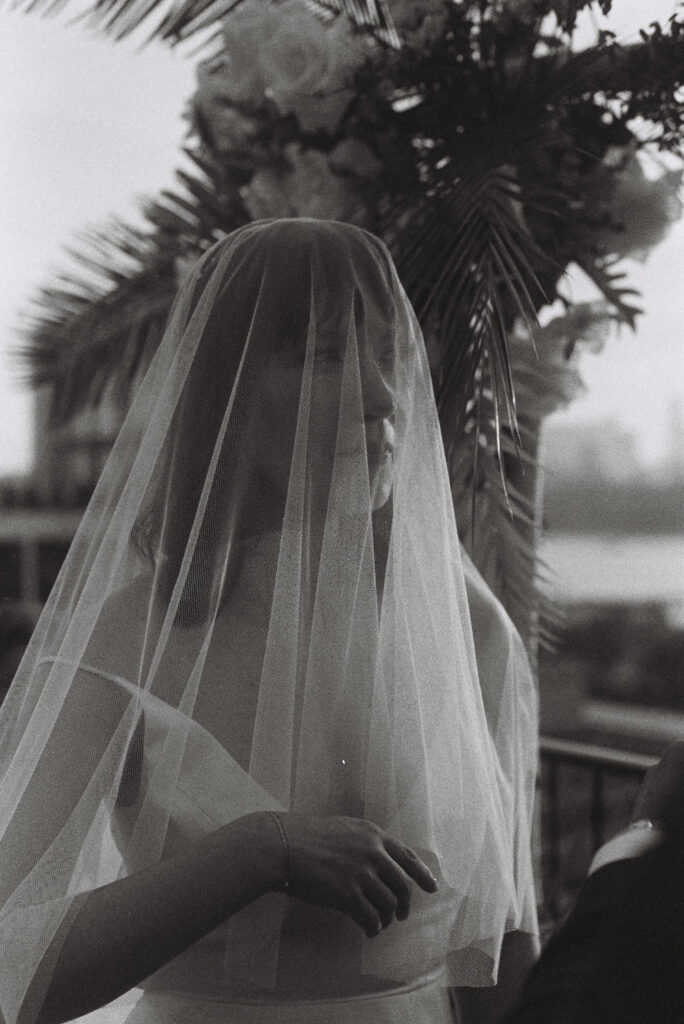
[122,974,457,1023]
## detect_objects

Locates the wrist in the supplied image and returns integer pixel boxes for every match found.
[215,812,285,896]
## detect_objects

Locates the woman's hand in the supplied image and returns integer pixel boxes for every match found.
[276,813,438,937]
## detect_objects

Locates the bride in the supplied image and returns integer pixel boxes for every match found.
[0,219,538,1024]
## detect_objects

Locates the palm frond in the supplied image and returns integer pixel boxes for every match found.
[452,301,615,653]
[385,167,550,475]
[303,0,399,44]
[7,0,398,47]
[20,149,248,423]
[574,254,642,328]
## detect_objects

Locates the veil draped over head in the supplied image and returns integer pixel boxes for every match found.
[0,219,538,1023]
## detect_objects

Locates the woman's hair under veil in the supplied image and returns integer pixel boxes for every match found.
[0,218,538,1024]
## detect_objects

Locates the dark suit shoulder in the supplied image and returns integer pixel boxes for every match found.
[504,839,684,1024]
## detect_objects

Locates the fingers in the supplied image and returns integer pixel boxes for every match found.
[349,887,384,938]
[362,871,400,928]
[359,850,435,935]
[282,815,438,938]
[376,858,412,920]
[384,836,438,894]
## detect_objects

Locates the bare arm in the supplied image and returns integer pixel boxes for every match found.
[37,811,279,1023]
[2,668,436,1024]
[38,812,437,1024]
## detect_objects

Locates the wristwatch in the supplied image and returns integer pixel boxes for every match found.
[588,819,667,876]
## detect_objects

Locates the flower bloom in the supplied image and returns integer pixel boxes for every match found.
[195,0,367,135]
[242,144,370,223]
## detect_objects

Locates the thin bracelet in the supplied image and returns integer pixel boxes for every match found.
[268,811,290,890]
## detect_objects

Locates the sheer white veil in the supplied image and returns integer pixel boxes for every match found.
[0,219,537,1023]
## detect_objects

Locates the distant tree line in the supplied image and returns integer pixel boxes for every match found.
[558,602,684,713]
[544,480,684,534]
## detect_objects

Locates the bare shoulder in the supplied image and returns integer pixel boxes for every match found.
[460,547,515,647]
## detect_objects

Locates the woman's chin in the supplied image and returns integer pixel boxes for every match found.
[370,467,393,511]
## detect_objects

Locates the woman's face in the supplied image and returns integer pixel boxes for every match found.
[254,296,397,515]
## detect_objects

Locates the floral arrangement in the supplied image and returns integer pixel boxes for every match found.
[191,3,379,224]
[186,0,682,411]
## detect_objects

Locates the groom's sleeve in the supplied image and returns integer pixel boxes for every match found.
[502,838,684,1024]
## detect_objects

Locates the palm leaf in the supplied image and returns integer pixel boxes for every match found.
[6,0,399,46]
[385,167,550,476]
[451,305,613,656]
[20,148,248,423]
[303,0,399,45]
[22,223,177,423]
[574,254,643,329]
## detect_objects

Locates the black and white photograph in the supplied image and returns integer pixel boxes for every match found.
[1,2,683,1022]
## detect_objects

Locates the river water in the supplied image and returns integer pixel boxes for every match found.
[540,534,684,619]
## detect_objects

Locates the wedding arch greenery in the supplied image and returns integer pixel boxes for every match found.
[15,0,684,647]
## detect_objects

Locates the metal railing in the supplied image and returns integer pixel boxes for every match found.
[539,735,658,922]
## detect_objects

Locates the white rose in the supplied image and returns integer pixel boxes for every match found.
[199,1,367,135]
[284,147,366,220]
[241,166,297,221]
[256,0,366,132]
[242,144,370,223]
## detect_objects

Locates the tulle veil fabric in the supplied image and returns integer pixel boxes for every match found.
[0,219,538,1023]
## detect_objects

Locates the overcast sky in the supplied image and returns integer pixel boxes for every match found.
[1,0,682,474]
[0,10,195,473]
